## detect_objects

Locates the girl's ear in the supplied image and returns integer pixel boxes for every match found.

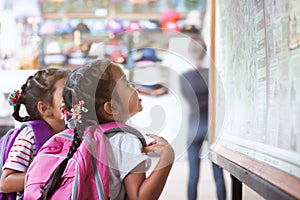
[103,101,119,115]
[37,101,52,117]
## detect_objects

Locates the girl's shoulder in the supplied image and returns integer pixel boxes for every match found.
[17,126,34,139]
[107,131,142,145]
[106,132,146,156]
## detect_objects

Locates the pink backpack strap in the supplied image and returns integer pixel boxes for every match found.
[80,126,109,199]
[100,122,147,147]
[60,128,109,200]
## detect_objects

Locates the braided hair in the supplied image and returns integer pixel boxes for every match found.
[12,68,70,122]
[39,59,118,200]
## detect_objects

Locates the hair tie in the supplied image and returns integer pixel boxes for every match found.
[60,100,88,127]
[8,90,21,107]
[60,101,73,126]
[71,100,88,124]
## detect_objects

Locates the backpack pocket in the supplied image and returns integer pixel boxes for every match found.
[25,156,78,200]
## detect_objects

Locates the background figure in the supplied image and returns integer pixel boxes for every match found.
[180,35,226,200]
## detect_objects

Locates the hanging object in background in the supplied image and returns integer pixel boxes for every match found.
[135,47,162,66]
[135,47,162,62]
[110,49,127,64]
[131,44,168,96]
[161,21,181,33]
[39,20,57,35]
[126,20,143,33]
[142,20,160,31]
[57,19,73,35]
[160,9,181,34]
[106,18,125,35]
[160,9,181,26]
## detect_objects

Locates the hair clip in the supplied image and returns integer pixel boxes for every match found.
[60,101,73,125]
[60,100,88,127]
[8,90,21,107]
[71,100,88,124]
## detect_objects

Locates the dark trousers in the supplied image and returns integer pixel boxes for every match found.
[187,119,226,200]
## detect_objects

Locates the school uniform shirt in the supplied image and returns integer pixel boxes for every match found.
[3,126,36,199]
[105,131,151,200]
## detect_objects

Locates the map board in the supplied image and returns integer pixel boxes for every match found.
[211,0,300,199]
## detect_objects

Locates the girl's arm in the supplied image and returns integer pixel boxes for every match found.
[123,134,175,200]
[0,127,35,193]
[0,169,25,193]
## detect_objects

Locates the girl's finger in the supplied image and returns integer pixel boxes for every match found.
[147,141,157,146]
[146,134,165,141]
[145,134,169,146]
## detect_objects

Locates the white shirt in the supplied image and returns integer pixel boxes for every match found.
[105,132,151,200]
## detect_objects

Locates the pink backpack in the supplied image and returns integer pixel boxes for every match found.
[24,122,146,200]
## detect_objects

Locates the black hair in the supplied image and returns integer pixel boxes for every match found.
[39,59,118,200]
[12,68,70,122]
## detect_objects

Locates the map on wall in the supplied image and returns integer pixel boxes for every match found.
[215,0,300,178]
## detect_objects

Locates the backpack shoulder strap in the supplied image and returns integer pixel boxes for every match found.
[0,128,18,162]
[22,120,53,153]
[101,122,147,147]
[0,128,21,176]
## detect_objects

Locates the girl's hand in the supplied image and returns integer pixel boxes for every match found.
[141,134,174,156]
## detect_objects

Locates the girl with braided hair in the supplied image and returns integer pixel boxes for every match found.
[0,68,70,199]
[28,58,174,200]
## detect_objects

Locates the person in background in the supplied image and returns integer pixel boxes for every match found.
[0,68,70,199]
[180,35,226,200]
[28,59,174,200]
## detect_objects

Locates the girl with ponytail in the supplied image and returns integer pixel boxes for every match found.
[0,68,70,198]
[27,58,174,200]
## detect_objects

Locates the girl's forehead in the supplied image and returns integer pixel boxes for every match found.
[111,65,126,80]
[114,73,127,84]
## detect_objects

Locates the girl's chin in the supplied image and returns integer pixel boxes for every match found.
[138,102,143,112]
[131,106,143,117]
